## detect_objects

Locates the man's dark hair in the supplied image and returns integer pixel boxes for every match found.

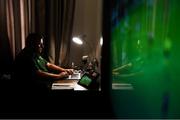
[25,33,43,48]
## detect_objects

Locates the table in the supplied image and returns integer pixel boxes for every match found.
[51,79,87,91]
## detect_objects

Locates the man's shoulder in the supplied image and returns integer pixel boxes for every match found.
[15,49,34,63]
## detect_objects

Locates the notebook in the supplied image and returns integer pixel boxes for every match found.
[51,82,75,90]
[51,81,88,90]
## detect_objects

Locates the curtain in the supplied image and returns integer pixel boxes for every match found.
[0,0,13,73]
[6,0,51,58]
[46,0,75,67]
[0,0,75,74]
[6,0,31,57]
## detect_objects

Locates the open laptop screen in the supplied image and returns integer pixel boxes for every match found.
[77,74,92,89]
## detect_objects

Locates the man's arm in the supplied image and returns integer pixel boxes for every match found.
[36,69,69,80]
[47,62,66,72]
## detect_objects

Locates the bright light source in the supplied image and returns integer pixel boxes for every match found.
[100,37,103,46]
[72,37,83,45]
[137,40,140,45]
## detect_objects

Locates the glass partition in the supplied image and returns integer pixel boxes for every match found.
[110,0,180,118]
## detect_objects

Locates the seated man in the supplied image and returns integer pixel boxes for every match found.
[13,33,73,93]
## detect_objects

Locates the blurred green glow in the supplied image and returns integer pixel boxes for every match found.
[111,0,180,118]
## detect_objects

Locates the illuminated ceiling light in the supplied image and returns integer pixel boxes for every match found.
[72,37,83,45]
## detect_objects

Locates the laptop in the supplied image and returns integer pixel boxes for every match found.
[77,72,99,89]
[77,74,92,88]
[65,72,81,80]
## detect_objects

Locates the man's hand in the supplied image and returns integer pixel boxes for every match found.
[65,69,74,75]
[58,71,69,78]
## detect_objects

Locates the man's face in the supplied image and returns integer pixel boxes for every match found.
[36,38,44,54]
